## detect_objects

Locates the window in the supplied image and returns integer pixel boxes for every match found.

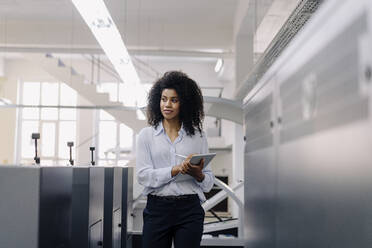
[18,82,77,165]
[97,111,134,166]
[97,82,135,166]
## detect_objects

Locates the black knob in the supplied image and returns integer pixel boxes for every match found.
[243,136,246,141]
[118,223,122,227]
[97,241,103,246]
[277,117,282,124]
[270,121,274,128]
[32,133,40,139]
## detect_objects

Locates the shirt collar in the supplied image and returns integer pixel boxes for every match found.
[153,121,185,136]
[178,124,185,136]
[154,121,164,136]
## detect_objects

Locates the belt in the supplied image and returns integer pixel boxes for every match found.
[148,194,198,201]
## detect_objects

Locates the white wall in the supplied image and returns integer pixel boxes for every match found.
[76,97,97,165]
[0,71,17,164]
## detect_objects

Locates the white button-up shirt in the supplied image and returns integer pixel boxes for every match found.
[136,122,215,202]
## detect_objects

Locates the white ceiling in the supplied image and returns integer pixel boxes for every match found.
[0,0,241,90]
[0,0,239,52]
[0,0,298,93]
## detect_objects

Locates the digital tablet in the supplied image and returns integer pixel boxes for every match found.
[189,153,216,167]
[173,153,216,182]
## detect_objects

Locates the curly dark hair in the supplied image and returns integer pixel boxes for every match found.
[147,71,204,136]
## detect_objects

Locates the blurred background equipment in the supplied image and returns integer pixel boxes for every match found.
[90,146,96,166]
[67,141,74,165]
[31,133,40,165]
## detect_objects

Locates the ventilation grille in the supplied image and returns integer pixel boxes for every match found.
[240,0,323,99]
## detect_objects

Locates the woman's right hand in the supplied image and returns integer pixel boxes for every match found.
[181,154,205,181]
[180,154,194,174]
[172,154,196,177]
[172,154,193,176]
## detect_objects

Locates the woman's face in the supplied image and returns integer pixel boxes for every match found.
[160,88,180,121]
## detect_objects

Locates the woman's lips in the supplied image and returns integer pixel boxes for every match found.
[163,109,173,114]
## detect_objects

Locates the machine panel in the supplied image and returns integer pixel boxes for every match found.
[243,0,372,247]
[90,220,103,248]
[71,166,105,247]
[0,166,40,248]
[244,80,277,248]
[0,166,73,248]
[39,167,73,248]
[279,13,369,143]
[276,10,372,248]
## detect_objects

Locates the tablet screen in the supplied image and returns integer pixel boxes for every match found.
[189,153,216,167]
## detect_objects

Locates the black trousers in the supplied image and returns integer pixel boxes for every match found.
[142,194,205,248]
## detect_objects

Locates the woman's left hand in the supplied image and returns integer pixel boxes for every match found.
[183,158,205,182]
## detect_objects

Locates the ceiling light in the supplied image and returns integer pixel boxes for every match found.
[71,0,140,86]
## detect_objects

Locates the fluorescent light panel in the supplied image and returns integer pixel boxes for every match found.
[71,0,140,86]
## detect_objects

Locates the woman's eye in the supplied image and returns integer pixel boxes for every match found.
[172,99,178,103]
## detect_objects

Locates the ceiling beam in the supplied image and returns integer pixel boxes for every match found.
[0,45,233,59]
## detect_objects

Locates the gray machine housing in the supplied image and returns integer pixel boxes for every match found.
[0,166,73,248]
[71,166,105,248]
[103,166,133,248]
[243,0,372,247]
[0,165,133,248]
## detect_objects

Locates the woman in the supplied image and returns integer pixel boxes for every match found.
[136,71,215,248]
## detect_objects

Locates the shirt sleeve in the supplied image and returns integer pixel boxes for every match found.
[195,132,215,192]
[136,129,174,188]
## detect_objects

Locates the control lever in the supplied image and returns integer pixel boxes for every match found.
[67,142,74,166]
[90,147,95,166]
[31,133,40,165]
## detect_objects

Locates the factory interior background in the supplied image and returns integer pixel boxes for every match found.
[1,0,372,247]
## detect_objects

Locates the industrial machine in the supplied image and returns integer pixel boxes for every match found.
[0,166,73,248]
[0,165,133,248]
[70,166,105,248]
[243,0,372,247]
[103,166,133,248]
[66,165,133,248]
